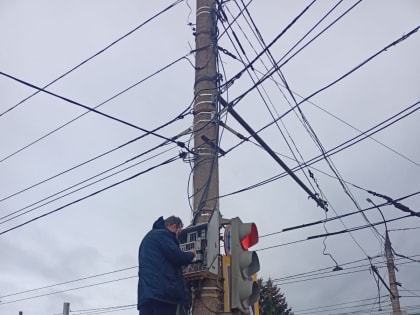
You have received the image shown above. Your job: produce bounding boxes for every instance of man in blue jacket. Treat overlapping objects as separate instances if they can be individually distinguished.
[137,216,196,315]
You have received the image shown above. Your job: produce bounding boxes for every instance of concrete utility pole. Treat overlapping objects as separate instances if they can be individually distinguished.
[385,232,402,315]
[191,0,220,314]
[63,302,70,315]
[192,0,219,221]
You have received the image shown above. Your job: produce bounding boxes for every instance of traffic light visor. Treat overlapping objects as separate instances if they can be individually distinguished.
[241,223,258,249]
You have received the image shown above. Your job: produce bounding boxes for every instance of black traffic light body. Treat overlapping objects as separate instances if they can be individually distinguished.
[229,217,260,313]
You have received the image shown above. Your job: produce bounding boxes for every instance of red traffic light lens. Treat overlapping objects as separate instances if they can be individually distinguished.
[241,223,258,249]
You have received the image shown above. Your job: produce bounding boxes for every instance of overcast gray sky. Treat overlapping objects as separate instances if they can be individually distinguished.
[1,1,419,314]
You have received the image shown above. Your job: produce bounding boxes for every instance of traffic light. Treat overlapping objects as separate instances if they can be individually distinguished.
[230,217,260,313]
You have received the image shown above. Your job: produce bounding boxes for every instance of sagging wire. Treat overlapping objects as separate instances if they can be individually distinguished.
[370,260,384,312]
[307,169,344,271]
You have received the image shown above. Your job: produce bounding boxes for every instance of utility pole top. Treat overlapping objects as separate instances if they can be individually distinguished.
[63,302,70,315]
[385,233,402,315]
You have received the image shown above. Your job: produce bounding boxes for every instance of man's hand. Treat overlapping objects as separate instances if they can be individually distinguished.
[189,248,197,256]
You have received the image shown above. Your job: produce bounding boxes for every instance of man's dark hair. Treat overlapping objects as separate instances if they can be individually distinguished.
[164,216,183,228]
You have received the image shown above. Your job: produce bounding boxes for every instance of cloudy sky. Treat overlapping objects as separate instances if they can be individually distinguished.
[0,1,419,314]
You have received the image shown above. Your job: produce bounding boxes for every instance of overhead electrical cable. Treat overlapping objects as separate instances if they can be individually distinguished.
[256,214,414,253]
[220,29,419,168]
[0,106,192,203]
[400,285,420,298]
[275,259,419,287]
[0,154,182,235]
[260,192,418,254]
[242,2,386,252]
[269,254,418,284]
[219,3,418,169]
[270,0,363,81]
[0,71,192,152]
[214,101,419,201]
[11,259,414,311]
[275,198,408,234]
[0,55,194,164]
[0,266,137,298]
[220,96,328,210]
[269,77,384,255]
[263,73,420,168]
[221,131,367,196]
[0,275,137,305]
[219,4,319,195]
[294,300,387,315]
[307,214,413,240]
[292,296,387,314]
[217,0,254,40]
[220,0,362,93]
[0,145,179,225]
[69,304,137,315]
[6,254,419,307]
[0,0,184,118]
[389,226,420,232]
[227,25,420,109]
[276,265,372,285]
[219,0,317,91]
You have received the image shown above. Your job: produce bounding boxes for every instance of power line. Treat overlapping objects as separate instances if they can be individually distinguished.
[0,106,192,204]
[216,100,419,201]
[0,145,178,225]
[280,200,399,233]
[274,191,419,235]
[220,96,328,210]
[293,296,387,314]
[253,68,420,168]
[0,55,193,164]
[0,276,137,305]
[307,215,413,240]
[0,71,191,151]
[70,305,137,315]
[0,154,182,235]
[219,2,322,197]
[220,0,318,92]
[220,0,414,181]
[275,259,419,287]
[295,300,386,315]
[227,0,382,258]
[273,257,373,281]
[256,214,414,252]
[0,0,184,118]
[0,267,137,298]
[5,255,418,308]
[389,226,420,232]
[217,0,254,40]
[228,25,420,111]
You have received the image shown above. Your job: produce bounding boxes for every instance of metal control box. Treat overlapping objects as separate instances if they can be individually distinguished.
[178,213,220,275]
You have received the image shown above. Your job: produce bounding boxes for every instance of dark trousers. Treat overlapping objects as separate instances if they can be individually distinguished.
[139,300,177,315]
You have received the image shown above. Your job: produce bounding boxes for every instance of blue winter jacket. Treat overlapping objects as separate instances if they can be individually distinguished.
[137,217,195,309]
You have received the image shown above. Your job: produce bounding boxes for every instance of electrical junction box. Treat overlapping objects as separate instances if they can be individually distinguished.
[178,213,220,275]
